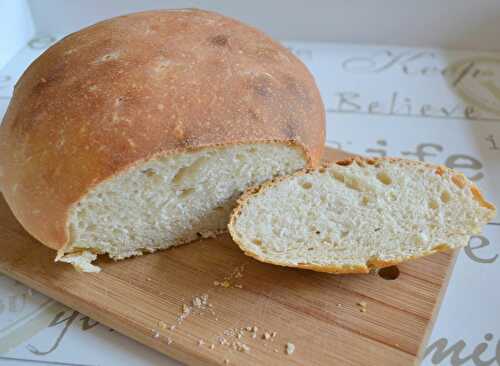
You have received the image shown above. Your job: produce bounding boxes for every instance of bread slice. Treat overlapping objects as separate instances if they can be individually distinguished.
[228,157,496,273]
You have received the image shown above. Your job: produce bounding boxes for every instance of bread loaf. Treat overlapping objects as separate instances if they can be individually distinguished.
[228,157,496,273]
[0,10,325,271]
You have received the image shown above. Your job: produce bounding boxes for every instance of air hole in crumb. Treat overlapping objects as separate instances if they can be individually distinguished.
[215,206,225,212]
[252,239,262,246]
[374,228,381,232]
[378,266,400,280]
[388,192,397,201]
[429,200,439,209]
[142,168,156,177]
[307,247,314,251]
[361,196,370,206]
[435,166,445,176]
[341,231,349,238]
[330,170,344,182]
[318,167,326,173]
[336,160,352,166]
[345,178,361,191]
[452,175,466,188]
[315,230,321,235]
[366,159,376,165]
[441,191,451,203]
[301,182,313,189]
[172,157,209,184]
[249,147,257,153]
[179,188,195,198]
[376,171,392,185]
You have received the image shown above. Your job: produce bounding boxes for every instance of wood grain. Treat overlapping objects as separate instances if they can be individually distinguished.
[0,148,455,366]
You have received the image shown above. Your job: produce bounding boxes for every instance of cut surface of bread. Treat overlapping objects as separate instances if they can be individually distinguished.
[229,157,496,273]
[60,143,306,271]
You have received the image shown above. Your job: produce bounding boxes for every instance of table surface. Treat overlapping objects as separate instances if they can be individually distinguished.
[0,38,499,366]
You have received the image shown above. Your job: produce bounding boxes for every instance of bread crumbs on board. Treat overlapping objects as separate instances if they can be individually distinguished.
[159,294,214,336]
[286,342,295,355]
[214,264,246,289]
[214,325,263,353]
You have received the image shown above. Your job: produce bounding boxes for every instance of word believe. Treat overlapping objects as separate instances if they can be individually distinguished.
[329,92,499,122]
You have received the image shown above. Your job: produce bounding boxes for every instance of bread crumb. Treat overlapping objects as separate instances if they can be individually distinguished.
[158,321,167,330]
[224,360,229,365]
[252,326,258,332]
[357,301,367,312]
[197,339,204,346]
[286,342,295,355]
[210,344,215,350]
[146,277,152,281]
[199,230,217,239]
[336,303,342,308]
[167,338,173,345]
[193,297,202,308]
[245,326,252,331]
[271,331,277,338]
[263,332,271,340]
[252,333,257,339]
[152,330,160,339]
[274,348,279,353]
[27,288,33,297]
[230,341,250,353]
[174,294,214,329]
[214,264,246,289]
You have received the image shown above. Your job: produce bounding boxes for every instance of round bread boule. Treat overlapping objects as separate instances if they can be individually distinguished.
[0,9,325,270]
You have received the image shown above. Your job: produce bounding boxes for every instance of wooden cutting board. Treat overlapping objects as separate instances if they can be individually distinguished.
[0,148,455,366]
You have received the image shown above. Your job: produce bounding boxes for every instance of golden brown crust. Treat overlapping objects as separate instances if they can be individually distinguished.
[228,156,496,274]
[0,9,325,250]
